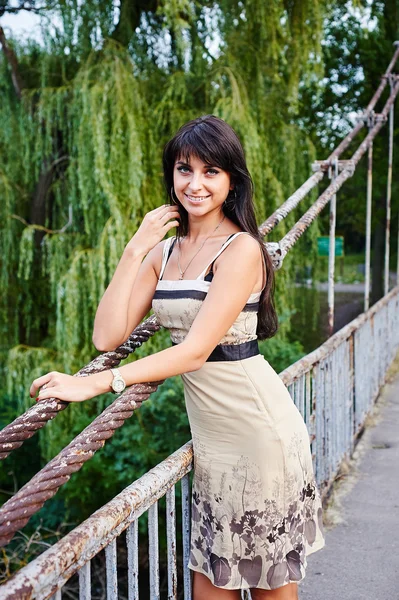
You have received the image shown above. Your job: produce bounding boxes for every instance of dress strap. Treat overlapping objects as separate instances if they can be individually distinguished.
[196,232,249,280]
[159,237,176,280]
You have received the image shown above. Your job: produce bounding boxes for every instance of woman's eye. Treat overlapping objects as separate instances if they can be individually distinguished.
[177,166,190,173]
[207,169,219,175]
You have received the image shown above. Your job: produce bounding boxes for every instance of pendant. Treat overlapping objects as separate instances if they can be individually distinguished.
[179,274,184,280]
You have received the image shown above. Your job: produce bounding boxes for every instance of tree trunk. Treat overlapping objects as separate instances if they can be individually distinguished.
[0,25,24,98]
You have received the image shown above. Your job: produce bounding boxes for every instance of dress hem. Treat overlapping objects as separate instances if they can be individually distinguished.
[188,564,304,591]
[187,538,325,591]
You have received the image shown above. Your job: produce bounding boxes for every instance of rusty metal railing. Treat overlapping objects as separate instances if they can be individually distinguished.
[1,41,399,600]
[2,50,398,468]
[2,286,399,599]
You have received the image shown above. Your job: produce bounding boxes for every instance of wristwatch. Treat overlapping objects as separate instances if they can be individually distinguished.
[110,368,126,394]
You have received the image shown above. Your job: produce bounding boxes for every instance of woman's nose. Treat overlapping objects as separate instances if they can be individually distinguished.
[188,172,203,192]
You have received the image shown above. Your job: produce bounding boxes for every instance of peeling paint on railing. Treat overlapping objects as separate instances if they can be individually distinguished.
[3,288,399,599]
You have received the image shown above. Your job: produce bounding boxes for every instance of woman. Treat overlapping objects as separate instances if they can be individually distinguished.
[31,115,325,599]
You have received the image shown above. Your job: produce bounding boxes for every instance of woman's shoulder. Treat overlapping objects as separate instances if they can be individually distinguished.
[151,236,176,254]
[213,231,262,270]
[225,231,261,253]
[146,236,175,266]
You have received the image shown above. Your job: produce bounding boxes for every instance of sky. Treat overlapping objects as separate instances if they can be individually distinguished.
[1,7,43,43]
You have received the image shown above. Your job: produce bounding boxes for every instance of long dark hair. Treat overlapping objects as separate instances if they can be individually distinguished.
[162,115,278,340]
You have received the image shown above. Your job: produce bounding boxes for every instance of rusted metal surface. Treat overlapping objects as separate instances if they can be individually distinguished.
[0,379,162,548]
[105,539,118,599]
[279,286,399,387]
[259,171,324,236]
[181,474,192,600]
[327,159,338,336]
[328,43,399,163]
[384,102,394,295]
[0,316,161,461]
[364,138,373,311]
[3,287,399,598]
[280,81,399,256]
[264,241,287,271]
[1,41,398,600]
[78,562,91,600]
[148,503,160,600]
[166,487,178,600]
[258,44,399,239]
[126,520,139,600]
[0,442,193,599]
[283,286,399,493]
[397,212,399,286]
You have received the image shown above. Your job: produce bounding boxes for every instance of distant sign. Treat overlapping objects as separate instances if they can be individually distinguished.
[317,236,344,257]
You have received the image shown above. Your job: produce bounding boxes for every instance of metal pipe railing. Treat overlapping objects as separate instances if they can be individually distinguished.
[3,287,399,599]
[0,316,161,461]
[384,82,395,295]
[279,79,399,254]
[0,43,398,569]
[260,43,399,237]
[1,45,398,466]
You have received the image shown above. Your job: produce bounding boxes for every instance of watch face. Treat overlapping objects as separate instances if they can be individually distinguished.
[113,379,125,393]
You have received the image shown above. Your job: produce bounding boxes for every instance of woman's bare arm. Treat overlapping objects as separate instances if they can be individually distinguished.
[92,244,161,351]
[94,235,262,389]
[31,235,264,401]
[92,204,179,351]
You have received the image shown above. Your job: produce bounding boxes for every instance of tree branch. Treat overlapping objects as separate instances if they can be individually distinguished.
[0,25,24,98]
[111,0,158,47]
[0,2,56,16]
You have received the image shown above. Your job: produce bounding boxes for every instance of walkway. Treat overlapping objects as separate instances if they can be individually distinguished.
[299,367,399,600]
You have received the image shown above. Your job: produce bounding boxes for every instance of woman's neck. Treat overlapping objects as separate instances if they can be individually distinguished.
[185,210,226,243]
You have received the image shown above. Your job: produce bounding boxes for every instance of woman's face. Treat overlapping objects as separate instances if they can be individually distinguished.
[173,154,232,216]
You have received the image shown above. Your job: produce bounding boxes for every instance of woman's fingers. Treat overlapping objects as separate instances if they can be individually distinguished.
[163,220,180,232]
[152,204,178,217]
[125,204,180,255]
[159,209,180,224]
[29,372,54,397]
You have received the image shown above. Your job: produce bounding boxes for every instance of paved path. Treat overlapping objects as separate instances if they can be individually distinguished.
[299,371,399,600]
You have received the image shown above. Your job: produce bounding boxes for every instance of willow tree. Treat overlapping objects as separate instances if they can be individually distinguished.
[0,1,326,520]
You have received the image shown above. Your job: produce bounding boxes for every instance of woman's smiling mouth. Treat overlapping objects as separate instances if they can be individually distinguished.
[184,193,211,204]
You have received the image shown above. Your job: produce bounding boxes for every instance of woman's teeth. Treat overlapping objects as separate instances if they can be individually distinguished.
[185,194,209,203]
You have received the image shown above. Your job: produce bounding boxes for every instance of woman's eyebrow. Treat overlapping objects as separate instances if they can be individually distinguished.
[175,160,220,168]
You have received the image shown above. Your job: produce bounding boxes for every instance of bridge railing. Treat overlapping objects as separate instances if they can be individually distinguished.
[3,285,399,599]
[1,43,399,599]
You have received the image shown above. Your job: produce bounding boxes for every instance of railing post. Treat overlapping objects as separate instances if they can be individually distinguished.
[79,562,91,600]
[181,473,192,600]
[384,78,395,295]
[126,520,139,600]
[166,487,178,600]
[365,119,374,311]
[328,157,338,336]
[148,502,160,600]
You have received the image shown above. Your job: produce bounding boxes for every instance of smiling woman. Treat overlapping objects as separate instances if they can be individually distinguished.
[31,115,325,599]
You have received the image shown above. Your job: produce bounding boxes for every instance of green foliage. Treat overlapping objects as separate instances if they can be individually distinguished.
[0,0,330,544]
[259,335,306,374]
[299,0,399,260]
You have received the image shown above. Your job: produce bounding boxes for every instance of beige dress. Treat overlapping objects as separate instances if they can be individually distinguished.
[152,232,325,591]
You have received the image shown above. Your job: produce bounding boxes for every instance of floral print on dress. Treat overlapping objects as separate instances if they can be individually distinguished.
[152,294,258,346]
[189,435,324,590]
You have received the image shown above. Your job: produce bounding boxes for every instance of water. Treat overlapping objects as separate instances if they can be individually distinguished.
[290,286,364,353]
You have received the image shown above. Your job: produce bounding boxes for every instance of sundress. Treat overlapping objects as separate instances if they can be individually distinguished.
[151,232,325,590]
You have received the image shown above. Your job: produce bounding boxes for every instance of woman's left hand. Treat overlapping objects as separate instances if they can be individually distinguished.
[30,371,109,403]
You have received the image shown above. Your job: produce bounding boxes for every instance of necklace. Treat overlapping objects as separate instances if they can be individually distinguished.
[177,215,226,280]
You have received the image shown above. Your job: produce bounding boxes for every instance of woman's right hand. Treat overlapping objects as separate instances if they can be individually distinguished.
[125,204,180,256]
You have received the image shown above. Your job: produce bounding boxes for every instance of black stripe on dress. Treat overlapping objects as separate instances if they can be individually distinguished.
[172,338,259,361]
[153,289,259,311]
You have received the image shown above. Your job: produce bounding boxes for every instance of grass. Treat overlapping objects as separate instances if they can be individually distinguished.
[315,253,366,284]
